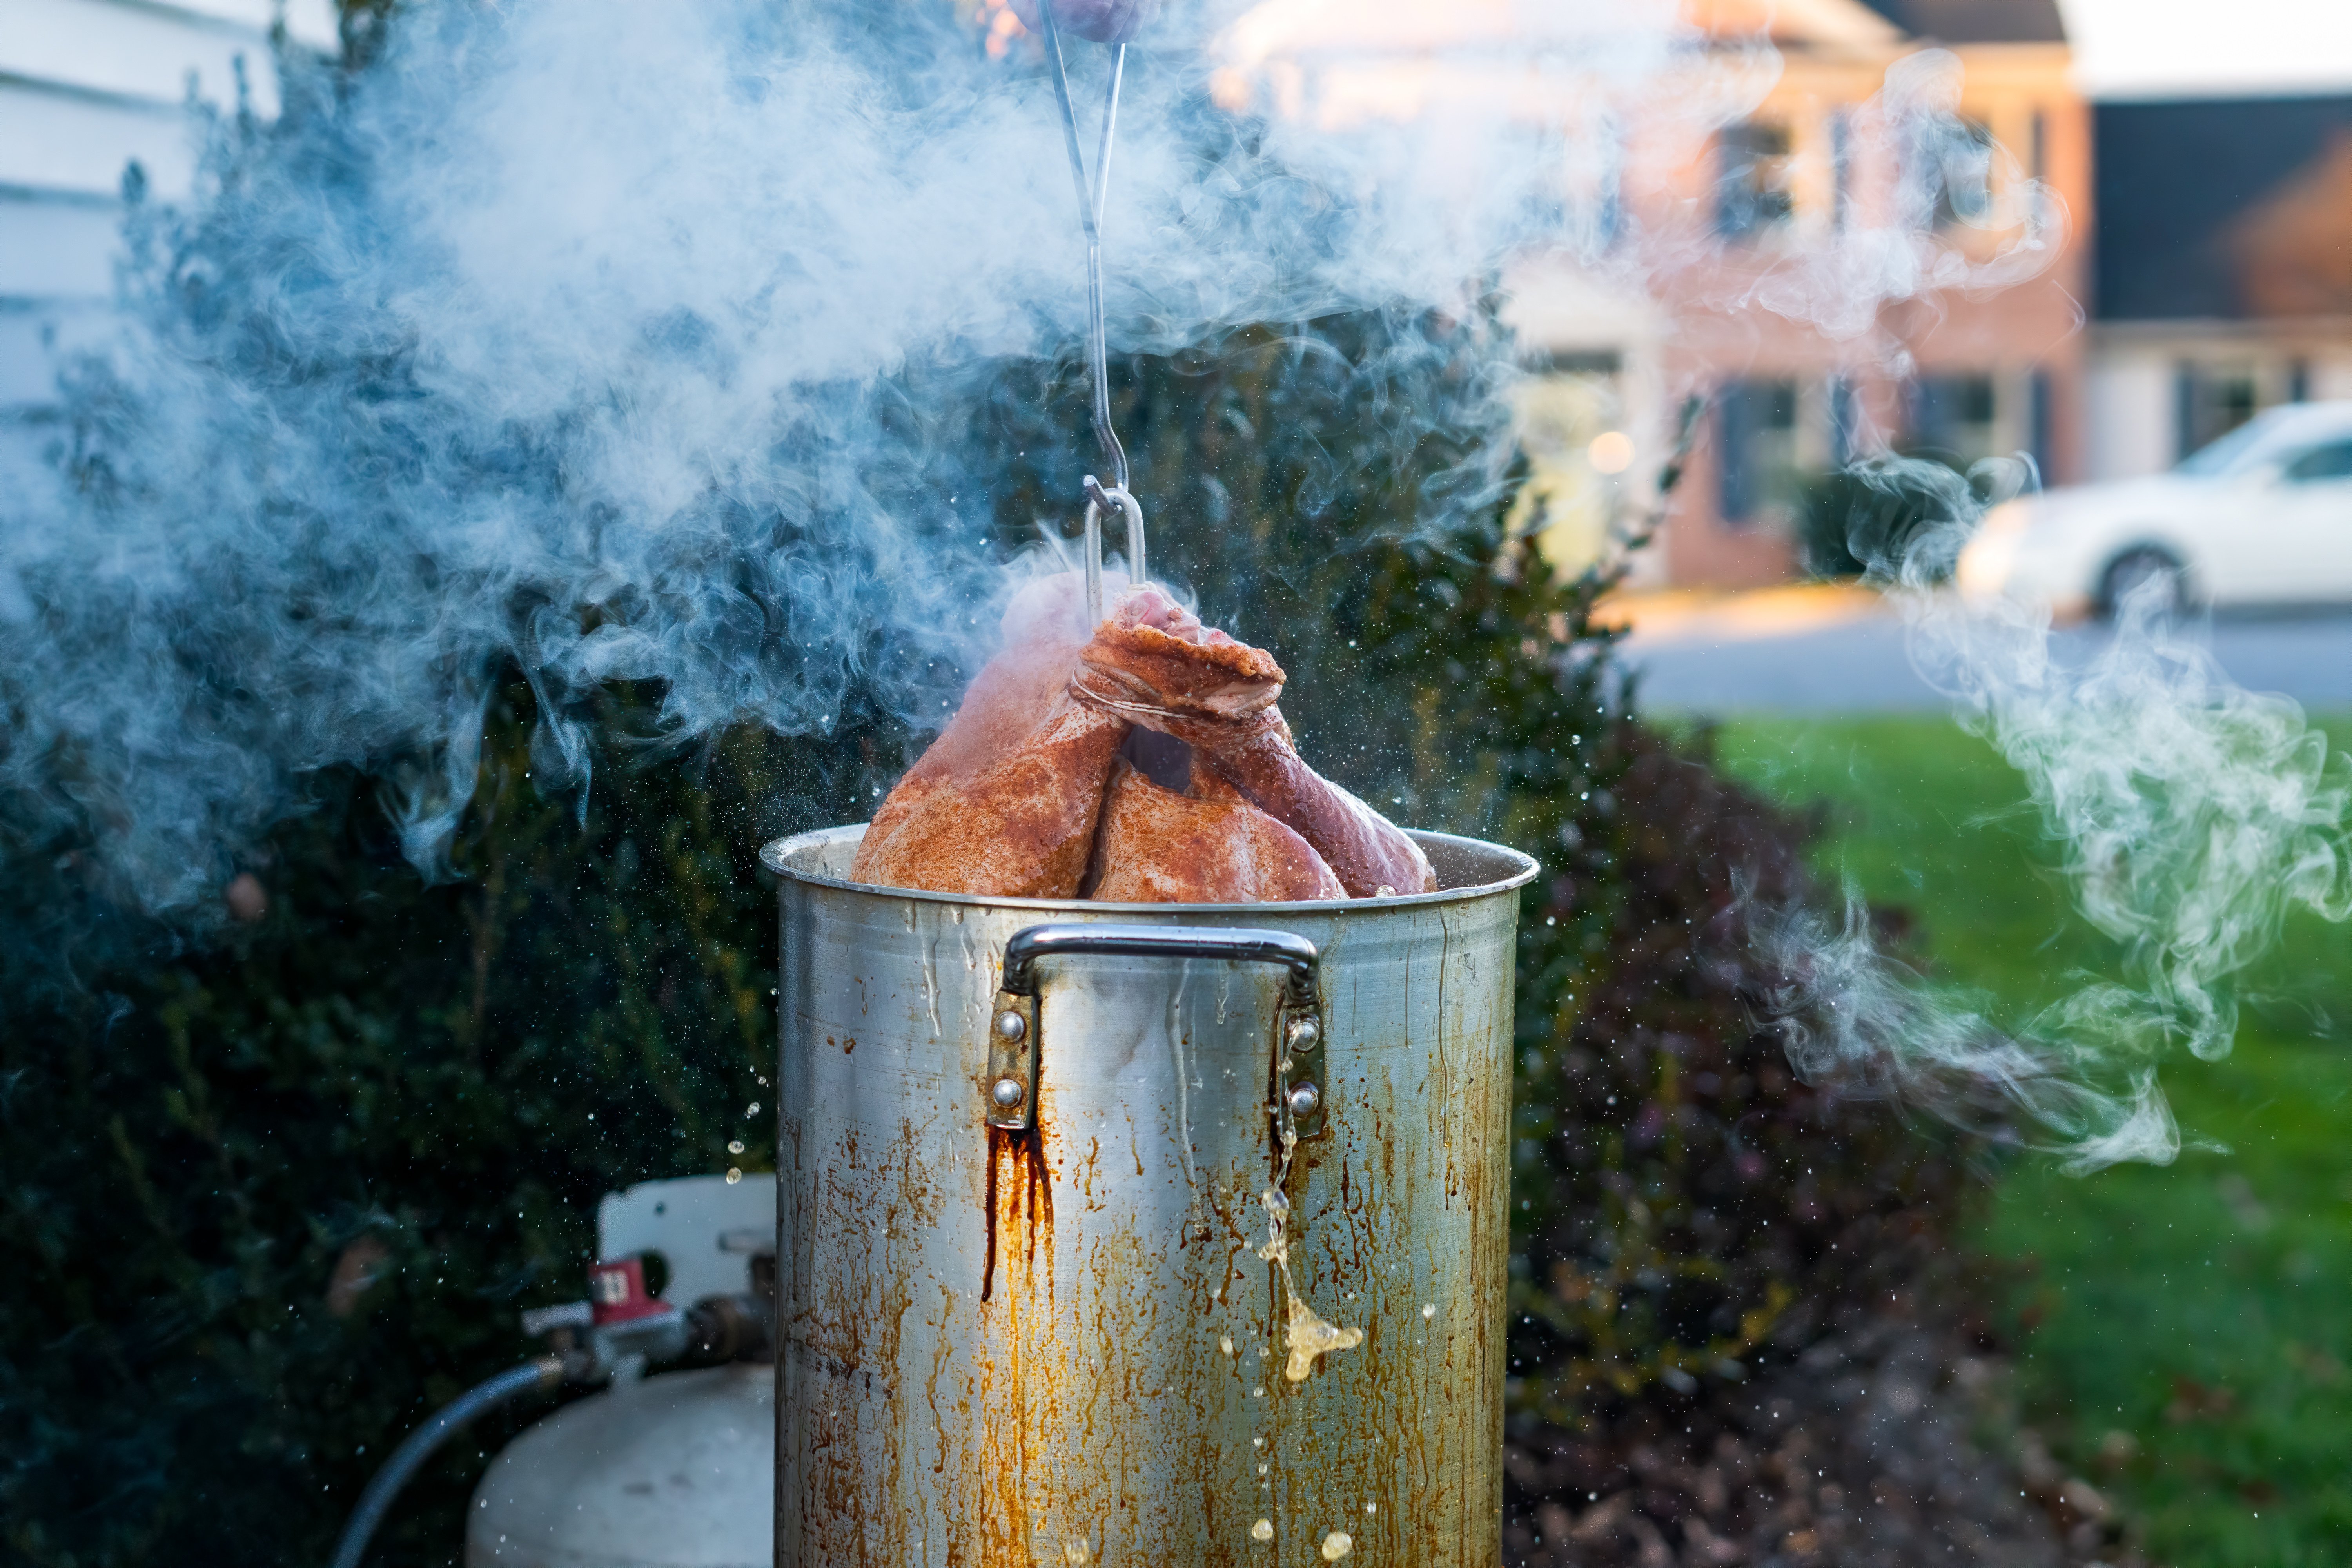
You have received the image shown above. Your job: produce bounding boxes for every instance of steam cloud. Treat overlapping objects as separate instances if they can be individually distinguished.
[0,0,1575,915]
[1,0,2342,1169]
[0,2,2059,917]
[1761,460,2352,1170]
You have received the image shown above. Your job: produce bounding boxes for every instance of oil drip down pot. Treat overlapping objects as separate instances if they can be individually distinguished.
[760,825,1537,1567]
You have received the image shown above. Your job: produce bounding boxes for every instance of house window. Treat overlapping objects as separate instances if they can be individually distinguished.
[2173,363,2260,461]
[1933,120,1996,229]
[1716,121,1794,241]
[1590,114,1626,252]
[1717,379,1800,527]
[1828,376,1859,469]
[1552,111,1626,256]
[1520,122,1568,234]
[2029,370,2055,486]
[1909,375,1998,468]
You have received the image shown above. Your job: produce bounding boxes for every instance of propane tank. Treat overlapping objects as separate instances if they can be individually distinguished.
[465,1175,776,1568]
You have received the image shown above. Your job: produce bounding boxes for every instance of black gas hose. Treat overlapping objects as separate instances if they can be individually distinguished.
[327,1356,564,1568]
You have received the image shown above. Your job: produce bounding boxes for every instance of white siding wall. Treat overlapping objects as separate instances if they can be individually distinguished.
[0,82,201,195]
[2085,332,2352,484]
[0,0,338,408]
[2311,356,2352,403]
[0,199,123,296]
[2084,347,2173,482]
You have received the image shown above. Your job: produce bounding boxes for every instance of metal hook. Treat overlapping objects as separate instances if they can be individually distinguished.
[1082,477,1145,626]
[1037,2,1143,602]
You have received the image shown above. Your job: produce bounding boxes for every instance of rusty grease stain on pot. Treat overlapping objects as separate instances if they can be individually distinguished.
[980,1120,1053,1303]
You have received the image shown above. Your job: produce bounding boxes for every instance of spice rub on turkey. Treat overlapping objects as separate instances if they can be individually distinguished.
[850,573,1434,903]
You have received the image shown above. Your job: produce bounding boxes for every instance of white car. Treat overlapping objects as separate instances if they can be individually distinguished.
[1957,401,2352,617]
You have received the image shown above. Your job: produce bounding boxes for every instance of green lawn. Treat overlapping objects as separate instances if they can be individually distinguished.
[1710,715,2352,1568]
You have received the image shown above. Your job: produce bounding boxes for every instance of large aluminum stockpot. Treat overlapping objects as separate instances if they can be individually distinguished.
[759,824,1537,1568]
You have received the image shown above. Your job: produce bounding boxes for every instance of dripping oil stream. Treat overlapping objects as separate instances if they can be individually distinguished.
[1261,1123,1362,1381]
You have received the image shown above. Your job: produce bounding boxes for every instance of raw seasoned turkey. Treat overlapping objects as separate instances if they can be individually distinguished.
[851,572,1431,903]
[1069,643,1434,898]
[848,573,1125,898]
[1087,760,1345,903]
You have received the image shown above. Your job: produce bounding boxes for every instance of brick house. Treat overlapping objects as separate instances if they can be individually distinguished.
[1213,0,2091,588]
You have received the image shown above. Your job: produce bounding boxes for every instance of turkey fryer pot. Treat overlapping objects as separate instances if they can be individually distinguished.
[760,824,1537,1566]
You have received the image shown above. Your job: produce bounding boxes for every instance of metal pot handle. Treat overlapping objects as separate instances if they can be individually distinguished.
[984,923,1325,1135]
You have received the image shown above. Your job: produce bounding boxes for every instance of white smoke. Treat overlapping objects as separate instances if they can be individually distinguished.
[0,0,1589,915]
[1760,458,2352,1170]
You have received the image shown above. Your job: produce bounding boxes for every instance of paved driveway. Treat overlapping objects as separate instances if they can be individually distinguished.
[1617,589,2352,714]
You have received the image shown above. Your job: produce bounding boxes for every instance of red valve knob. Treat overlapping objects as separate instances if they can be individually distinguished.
[587,1256,670,1325]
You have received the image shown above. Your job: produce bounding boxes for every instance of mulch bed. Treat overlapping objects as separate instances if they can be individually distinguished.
[1504,1316,2145,1567]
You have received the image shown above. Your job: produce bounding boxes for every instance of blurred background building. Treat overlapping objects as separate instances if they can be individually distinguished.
[1215,0,2352,589]
[2088,94,2352,479]
[1631,0,2087,588]
[1214,0,2089,587]
[0,0,339,409]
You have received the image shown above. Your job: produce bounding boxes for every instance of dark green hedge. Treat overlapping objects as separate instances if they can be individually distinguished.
[0,312,1970,1566]
[0,701,859,1568]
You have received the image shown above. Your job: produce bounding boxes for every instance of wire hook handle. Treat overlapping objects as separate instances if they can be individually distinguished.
[1082,477,1144,626]
[1036,0,1140,608]
[1037,5,1127,493]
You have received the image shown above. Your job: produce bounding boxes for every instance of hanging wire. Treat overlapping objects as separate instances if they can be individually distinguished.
[1036,5,1130,495]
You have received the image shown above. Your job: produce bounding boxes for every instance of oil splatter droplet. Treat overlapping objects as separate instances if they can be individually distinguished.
[1421,1302,1436,1319]
[725,1168,742,1184]
[1063,1541,1089,1564]
[1282,1304,1363,1381]
[1257,1145,1363,1381]
[1250,1520,1274,1543]
[1220,1335,1235,1356]
[1321,1530,1354,1560]
[727,1139,746,1155]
